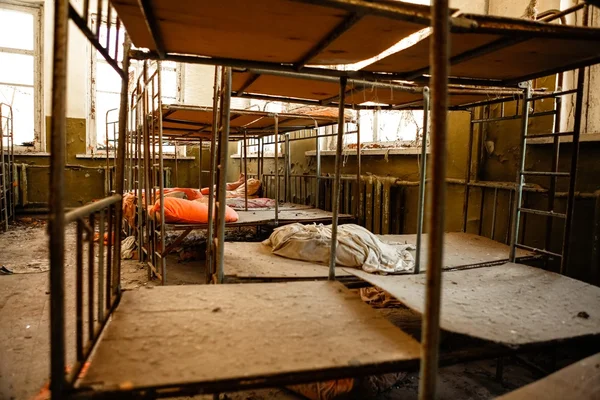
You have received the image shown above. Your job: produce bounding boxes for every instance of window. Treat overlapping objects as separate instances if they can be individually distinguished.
[0,3,43,150]
[236,99,285,156]
[346,109,425,149]
[88,17,182,153]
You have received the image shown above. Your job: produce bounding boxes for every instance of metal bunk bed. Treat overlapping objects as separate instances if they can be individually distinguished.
[128,67,355,283]
[48,1,600,399]
[0,103,15,232]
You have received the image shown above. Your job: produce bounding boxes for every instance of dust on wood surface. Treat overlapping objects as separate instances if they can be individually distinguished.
[224,232,534,279]
[348,263,600,346]
[80,281,421,391]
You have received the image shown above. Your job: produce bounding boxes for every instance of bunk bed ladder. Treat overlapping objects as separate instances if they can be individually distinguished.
[509,73,585,275]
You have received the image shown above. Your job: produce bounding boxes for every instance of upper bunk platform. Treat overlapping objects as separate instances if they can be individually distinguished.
[349,263,600,346]
[231,70,529,110]
[160,105,350,140]
[119,1,600,87]
[223,232,536,282]
[364,13,600,85]
[112,0,431,65]
[77,281,421,395]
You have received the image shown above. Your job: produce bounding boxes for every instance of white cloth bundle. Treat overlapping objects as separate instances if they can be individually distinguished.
[263,223,415,274]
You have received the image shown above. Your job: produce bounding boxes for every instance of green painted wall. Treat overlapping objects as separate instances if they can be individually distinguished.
[14,117,204,208]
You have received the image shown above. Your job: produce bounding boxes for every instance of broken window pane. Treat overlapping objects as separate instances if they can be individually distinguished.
[0,85,35,146]
[0,8,34,51]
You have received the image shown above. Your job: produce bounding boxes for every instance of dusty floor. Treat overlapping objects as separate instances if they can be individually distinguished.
[0,220,587,400]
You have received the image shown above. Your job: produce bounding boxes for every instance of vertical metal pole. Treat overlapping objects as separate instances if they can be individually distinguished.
[243,130,248,211]
[174,143,179,187]
[415,87,430,274]
[216,67,232,284]
[157,63,166,284]
[329,77,347,281]
[356,113,361,219]
[274,117,280,224]
[419,0,449,397]
[315,128,321,208]
[199,139,203,190]
[561,67,586,275]
[285,134,290,203]
[206,66,221,281]
[113,37,130,291]
[509,84,531,262]
[98,210,105,321]
[1,108,7,231]
[49,0,68,395]
[491,188,498,240]
[462,109,475,232]
[545,91,561,256]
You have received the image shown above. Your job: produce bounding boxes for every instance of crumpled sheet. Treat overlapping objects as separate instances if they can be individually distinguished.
[121,236,136,260]
[263,223,415,274]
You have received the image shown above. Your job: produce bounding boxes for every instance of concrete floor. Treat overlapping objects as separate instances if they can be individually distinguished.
[0,220,578,400]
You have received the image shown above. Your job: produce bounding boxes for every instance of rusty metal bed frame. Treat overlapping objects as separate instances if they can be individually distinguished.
[0,103,15,232]
[127,68,357,284]
[48,0,600,398]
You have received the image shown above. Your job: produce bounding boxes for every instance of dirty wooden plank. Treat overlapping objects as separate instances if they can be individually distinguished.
[496,352,600,400]
[224,242,352,279]
[348,263,600,346]
[79,281,421,393]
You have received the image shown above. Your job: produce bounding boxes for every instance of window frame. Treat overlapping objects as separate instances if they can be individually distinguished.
[87,16,185,155]
[0,1,44,152]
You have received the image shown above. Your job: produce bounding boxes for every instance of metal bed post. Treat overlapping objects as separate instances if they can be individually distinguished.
[329,76,347,281]
[356,112,361,221]
[243,130,248,211]
[199,139,203,190]
[216,67,232,284]
[49,0,68,395]
[274,116,280,225]
[113,36,131,291]
[174,143,179,187]
[0,106,6,232]
[561,66,586,274]
[285,133,290,202]
[419,0,449,397]
[157,63,167,283]
[206,66,221,281]
[462,109,475,232]
[142,63,153,271]
[545,75,564,257]
[315,128,321,209]
[509,83,531,262]
[415,86,430,274]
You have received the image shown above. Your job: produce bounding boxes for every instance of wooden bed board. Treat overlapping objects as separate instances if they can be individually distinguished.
[348,263,600,346]
[111,0,427,64]
[497,352,600,400]
[223,232,534,280]
[165,208,354,231]
[378,232,535,272]
[78,281,421,393]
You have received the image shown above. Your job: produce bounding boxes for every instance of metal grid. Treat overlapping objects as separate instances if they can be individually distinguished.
[49,0,130,397]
